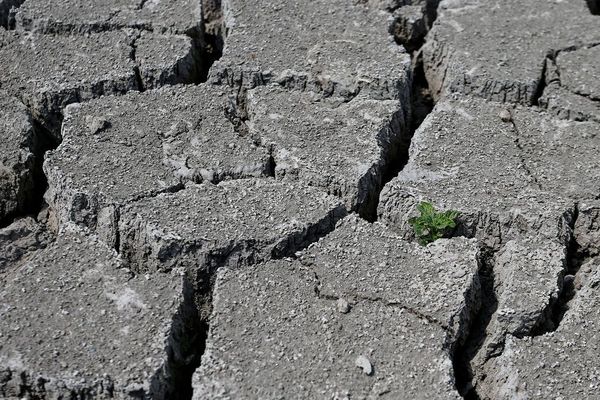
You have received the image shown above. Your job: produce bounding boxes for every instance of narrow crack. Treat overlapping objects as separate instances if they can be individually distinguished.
[361,104,414,222]
[136,0,150,10]
[531,51,549,106]
[149,274,205,400]
[311,270,452,332]
[367,6,438,222]
[198,0,225,82]
[0,107,60,229]
[508,112,542,191]
[554,41,600,56]
[571,90,600,103]
[452,245,497,400]
[129,33,146,92]
[125,181,186,205]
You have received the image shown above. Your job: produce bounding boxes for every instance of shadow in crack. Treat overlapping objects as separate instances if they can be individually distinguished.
[452,247,498,400]
[586,0,600,15]
[150,275,207,400]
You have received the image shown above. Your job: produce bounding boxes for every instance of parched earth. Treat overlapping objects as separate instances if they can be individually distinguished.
[0,0,599,399]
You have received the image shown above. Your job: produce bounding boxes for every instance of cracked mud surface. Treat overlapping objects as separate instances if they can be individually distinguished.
[0,0,599,399]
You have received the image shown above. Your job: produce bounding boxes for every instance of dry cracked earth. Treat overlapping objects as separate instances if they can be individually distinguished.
[0,0,599,399]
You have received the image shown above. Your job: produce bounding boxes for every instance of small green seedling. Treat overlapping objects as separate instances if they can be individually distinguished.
[408,202,459,246]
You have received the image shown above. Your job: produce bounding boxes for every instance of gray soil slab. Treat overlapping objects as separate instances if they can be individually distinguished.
[539,45,600,122]
[574,200,600,257]
[135,30,200,89]
[45,85,271,239]
[0,226,184,398]
[491,238,566,338]
[118,179,346,277]
[423,0,600,105]
[378,95,577,248]
[13,0,202,34]
[209,0,411,101]
[0,29,197,134]
[511,109,600,203]
[0,93,38,224]
[479,262,600,399]
[193,258,461,400]
[539,81,600,123]
[300,214,480,342]
[556,45,600,101]
[0,216,52,273]
[246,86,408,216]
[468,237,568,382]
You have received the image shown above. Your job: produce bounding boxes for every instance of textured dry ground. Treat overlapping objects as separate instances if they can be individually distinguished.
[0,0,599,399]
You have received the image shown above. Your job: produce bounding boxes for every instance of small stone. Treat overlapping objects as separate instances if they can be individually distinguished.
[86,116,110,134]
[336,298,351,314]
[499,109,512,122]
[355,355,373,376]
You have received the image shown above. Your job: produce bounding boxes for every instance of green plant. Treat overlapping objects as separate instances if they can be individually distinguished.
[408,202,459,245]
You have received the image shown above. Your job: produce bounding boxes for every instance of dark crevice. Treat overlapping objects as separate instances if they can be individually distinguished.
[28,120,60,215]
[270,205,348,260]
[410,53,436,132]
[365,51,435,222]
[129,34,147,92]
[452,246,498,400]
[112,207,121,253]
[150,275,206,400]
[0,0,25,29]
[198,0,225,82]
[0,115,60,229]
[353,104,413,222]
[554,41,600,56]
[137,0,150,10]
[360,105,413,222]
[586,0,600,15]
[363,1,439,223]
[224,89,249,135]
[125,182,186,204]
[531,52,549,106]
[265,152,276,178]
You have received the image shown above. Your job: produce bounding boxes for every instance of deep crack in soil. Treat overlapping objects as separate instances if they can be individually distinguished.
[452,246,497,400]
[367,6,436,222]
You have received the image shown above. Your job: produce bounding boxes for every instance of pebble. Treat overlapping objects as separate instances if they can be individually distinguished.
[499,109,512,122]
[355,355,373,376]
[336,298,351,314]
